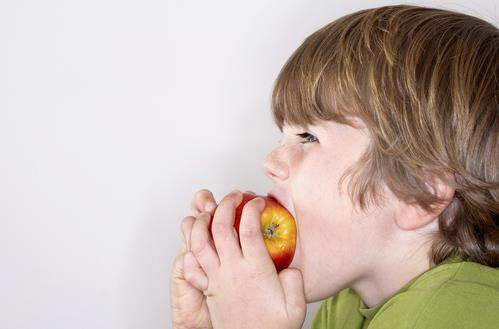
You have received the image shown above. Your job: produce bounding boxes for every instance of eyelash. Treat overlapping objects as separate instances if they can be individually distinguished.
[297,132,318,144]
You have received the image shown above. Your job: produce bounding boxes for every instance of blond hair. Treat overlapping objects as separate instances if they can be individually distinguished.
[271,5,499,266]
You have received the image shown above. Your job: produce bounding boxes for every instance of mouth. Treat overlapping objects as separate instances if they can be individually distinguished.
[267,191,297,220]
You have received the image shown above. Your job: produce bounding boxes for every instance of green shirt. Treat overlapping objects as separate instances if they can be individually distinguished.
[311,257,499,329]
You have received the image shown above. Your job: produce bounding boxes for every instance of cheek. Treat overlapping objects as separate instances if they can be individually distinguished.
[292,174,350,257]
[294,194,355,255]
[290,158,367,264]
[287,145,369,253]
[292,155,348,215]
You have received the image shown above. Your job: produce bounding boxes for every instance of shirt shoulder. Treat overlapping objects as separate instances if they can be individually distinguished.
[368,261,499,329]
[311,288,365,329]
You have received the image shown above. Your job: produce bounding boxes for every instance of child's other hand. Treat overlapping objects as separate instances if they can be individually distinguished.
[170,189,217,329]
[188,190,306,329]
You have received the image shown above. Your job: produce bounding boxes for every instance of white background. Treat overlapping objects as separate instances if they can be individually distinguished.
[1,1,497,328]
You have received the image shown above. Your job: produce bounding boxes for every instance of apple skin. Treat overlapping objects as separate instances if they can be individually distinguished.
[209,193,297,272]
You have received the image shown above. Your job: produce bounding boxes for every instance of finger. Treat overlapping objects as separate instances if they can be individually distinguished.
[244,190,256,195]
[211,190,244,263]
[279,268,307,324]
[191,189,217,216]
[190,212,220,276]
[238,197,273,266]
[183,251,209,291]
[181,216,195,252]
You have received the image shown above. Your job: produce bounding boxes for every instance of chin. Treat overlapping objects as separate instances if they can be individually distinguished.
[289,255,341,303]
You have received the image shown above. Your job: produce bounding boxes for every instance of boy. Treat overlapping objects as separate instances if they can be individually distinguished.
[170,4,499,329]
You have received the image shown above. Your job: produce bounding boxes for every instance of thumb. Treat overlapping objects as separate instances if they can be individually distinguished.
[279,268,307,327]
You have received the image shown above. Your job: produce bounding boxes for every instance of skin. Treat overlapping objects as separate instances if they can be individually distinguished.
[170,190,216,329]
[264,120,452,306]
[170,119,454,328]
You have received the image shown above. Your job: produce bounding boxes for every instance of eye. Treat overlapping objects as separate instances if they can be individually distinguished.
[297,132,318,144]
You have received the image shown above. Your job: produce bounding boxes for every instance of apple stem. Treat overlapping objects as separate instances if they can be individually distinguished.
[263,223,279,240]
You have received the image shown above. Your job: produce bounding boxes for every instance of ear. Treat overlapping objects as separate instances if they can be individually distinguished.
[394,172,455,231]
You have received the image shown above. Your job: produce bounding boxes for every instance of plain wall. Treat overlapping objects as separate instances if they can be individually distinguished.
[1,1,497,328]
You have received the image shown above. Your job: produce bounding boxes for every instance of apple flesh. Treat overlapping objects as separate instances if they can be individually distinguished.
[210,193,296,272]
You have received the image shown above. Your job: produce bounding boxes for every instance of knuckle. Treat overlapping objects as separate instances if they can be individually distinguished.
[190,221,210,255]
[172,252,184,268]
[210,221,229,236]
[182,258,197,281]
[180,216,195,231]
[183,269,193,282]
[198,211,211,219]
[190,239,207,256]
[197,212,212,225]
[247,262,271,279]
[238,226,259,240]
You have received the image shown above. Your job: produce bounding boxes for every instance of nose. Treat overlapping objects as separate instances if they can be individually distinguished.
[262,147,289,181]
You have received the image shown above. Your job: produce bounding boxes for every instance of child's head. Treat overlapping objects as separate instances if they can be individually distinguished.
[269,3,498,279]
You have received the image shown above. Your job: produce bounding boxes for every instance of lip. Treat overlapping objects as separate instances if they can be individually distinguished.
[267,191,296,220]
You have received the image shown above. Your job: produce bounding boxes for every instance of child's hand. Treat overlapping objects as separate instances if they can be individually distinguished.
[187,190,306,329]
[170,190,217,329]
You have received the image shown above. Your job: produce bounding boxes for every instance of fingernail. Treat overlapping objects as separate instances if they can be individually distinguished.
[255,197,266,209]
[229,190,243,203]
[206,202,216,212]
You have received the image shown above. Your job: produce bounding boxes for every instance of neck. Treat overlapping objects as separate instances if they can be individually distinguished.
[352,224,437,308]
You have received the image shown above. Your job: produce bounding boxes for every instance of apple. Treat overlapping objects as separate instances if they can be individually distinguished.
[210,193,297,272]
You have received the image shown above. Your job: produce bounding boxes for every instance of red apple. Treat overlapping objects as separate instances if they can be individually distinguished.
[210,193,296,272]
